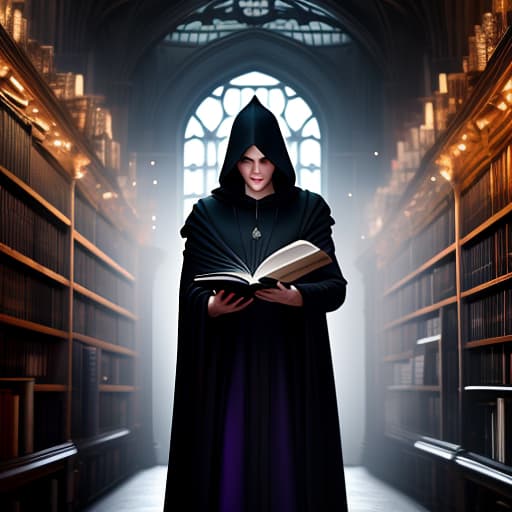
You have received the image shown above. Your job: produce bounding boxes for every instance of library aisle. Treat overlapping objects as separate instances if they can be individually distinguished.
[84,465,429,511]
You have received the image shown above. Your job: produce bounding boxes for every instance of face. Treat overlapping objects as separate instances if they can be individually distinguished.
[237,145,276,199]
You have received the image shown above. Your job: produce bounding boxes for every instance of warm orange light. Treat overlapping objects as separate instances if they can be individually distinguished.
[440,169,452,182]
[8,76,24,93]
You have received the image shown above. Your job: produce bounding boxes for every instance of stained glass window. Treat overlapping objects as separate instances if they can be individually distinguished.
[166,0,350,47]
[183,71,321,219]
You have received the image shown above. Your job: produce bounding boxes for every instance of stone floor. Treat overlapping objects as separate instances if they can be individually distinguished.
[84,465,430,511]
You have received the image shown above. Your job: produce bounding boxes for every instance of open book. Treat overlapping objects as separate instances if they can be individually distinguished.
[194,239,332,293]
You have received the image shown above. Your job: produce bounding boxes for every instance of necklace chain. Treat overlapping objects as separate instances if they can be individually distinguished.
[252,201,261,240]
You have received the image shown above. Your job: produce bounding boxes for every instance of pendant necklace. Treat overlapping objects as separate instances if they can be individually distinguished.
[252,201,262,240]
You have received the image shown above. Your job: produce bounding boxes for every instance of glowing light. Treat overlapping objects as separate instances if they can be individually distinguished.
[497,101,508,111]
[430,176,437,182]
[151,215,156,221]
[153,179,158,185]
[152,225,157,230]
[150,160,156,166]
[457,143,467,151]
[475,118,489,130]
[440,169,452,181]
[373,151,379,156]
[53,140,63,147]
[132,181,137,187]
[347,192,353,197]
[75,170,86,179]
[9,76,24,92]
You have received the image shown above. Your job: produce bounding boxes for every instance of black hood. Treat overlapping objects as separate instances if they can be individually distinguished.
[217,95,296,194]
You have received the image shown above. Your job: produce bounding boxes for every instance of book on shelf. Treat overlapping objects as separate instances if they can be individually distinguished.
[194,240,332,294]
[0,377,34,458]
[466,289,511,341]
[82,345,99,438]
[495,397,506,463]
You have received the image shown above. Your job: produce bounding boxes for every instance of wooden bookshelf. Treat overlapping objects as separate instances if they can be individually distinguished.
[0,24,142,511]
[361,25,512,512]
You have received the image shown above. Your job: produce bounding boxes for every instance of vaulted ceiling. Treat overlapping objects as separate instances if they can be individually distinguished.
[33,0,491,87]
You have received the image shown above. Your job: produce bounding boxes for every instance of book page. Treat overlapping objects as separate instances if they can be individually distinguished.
[253,240,331,282]
[194,270,256,285]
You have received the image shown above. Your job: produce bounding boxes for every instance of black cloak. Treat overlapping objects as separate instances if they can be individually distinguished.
[164,96,348,512]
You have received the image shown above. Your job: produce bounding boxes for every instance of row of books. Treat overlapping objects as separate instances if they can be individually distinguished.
[0,327,67,381]
[0,258,68,330]
[1,107,71,220]
[461,146,512,236]
[465,289,512,341]
[0,378,34,461]
[75,193,136,274]
[384,315,441,355]
[74,244,135,311]
[0,178,70,276]
[462,220,511,290]
[101,352,134,386]
[389,347,439,386]
[30,145,71,216]
[73,296,135,348]
[385,392,440,439]
[0,103,31,183]
[384,205,455,288]
[466,345,506,385]
[385,259,456,322]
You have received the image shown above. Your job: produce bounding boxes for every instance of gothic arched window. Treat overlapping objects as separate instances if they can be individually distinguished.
[183,71,321,219]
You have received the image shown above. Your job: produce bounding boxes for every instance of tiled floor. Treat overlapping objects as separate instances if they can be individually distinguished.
[84,465,429,511]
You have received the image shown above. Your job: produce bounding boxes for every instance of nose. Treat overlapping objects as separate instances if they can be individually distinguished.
[253,161,262,174]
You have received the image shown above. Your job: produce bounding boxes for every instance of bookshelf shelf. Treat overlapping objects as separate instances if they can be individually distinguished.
[72,332,137,356]
[384,243,456,297]
[388,385,441,392]
[73,231,135,282]
[465,386,512,392]
[0,314,68,339]
[461,272,512,299]
[0,443,77,488]
[34,384,67,392]
[460,202,512,246]
[99,385,137,393]
[0,242,70,287]
[384,296,457,330]
[465,335,512,349]
[73,283,137,319]
[0,165,71,227]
